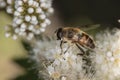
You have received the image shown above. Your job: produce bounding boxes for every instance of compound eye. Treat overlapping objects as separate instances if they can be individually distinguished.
[57,32,62,40]
[56,28,62,40]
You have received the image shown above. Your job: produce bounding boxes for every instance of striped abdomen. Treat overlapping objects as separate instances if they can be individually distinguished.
[78,33,95,49]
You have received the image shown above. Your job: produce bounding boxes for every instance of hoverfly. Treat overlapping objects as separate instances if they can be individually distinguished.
[55,27,95,54]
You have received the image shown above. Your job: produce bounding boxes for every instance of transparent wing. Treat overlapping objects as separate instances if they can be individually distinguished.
[78,24,100,31]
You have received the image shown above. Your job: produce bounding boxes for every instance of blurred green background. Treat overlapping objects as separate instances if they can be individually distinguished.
[0,11,27,80]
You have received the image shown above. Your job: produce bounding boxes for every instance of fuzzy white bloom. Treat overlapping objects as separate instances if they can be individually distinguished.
[2,0,54,40]
[32,39,95,80]
[31,28,120,80]
[6,6,14,14]
[118,19,120,23]
[93,29,120,80]
[27,7,34,14]
[0,0,6,8]
[25,15,31,22]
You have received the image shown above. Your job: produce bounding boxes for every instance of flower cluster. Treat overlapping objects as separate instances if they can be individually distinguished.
[93,29,120,80]
[32,39,95,80]
[31,28,120,80]
[1,0,53,40]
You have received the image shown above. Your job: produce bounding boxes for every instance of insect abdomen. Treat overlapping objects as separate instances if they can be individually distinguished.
[78,33,95,49]
[86,38,95,49]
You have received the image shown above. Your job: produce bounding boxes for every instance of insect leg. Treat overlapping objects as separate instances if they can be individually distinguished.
[60,40,63,54]
[64,45,71,54]
[76,43,85,55]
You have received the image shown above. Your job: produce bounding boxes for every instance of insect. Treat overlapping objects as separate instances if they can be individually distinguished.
[55,27,95,54]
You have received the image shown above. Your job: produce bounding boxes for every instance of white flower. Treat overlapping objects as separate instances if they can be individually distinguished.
[16,0,23,6]
[7,0,13,5]
[28,7,34,14]
[36,7,42,13]
[32,39,95,80]
[30,28,120,80]
[93,29,120,80]
[17,7,23,12]
[39,14,46,20]
[6,6,14,14]
[12,34,17,40]
[5,32,11,37]
[0,0,6,8]
[3,0,54,40]
[15,18,23,25]
[20,23,27,29]
[25,15,31,22]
